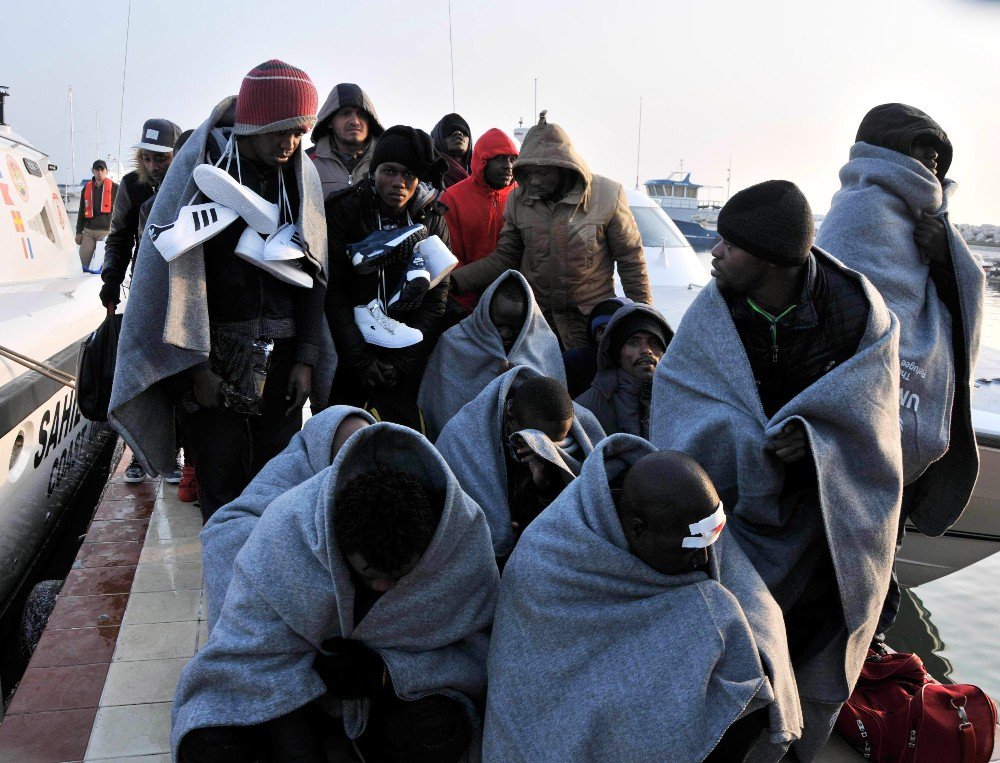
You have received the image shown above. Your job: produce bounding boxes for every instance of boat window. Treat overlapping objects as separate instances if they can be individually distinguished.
[686,187,698,199]
[27,207,57,244]
[630,206,687,248]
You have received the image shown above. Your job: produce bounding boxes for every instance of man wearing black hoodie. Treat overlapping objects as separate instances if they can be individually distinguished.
[431,113,472,188]
[307,83,384,199]
[575,303,672,439]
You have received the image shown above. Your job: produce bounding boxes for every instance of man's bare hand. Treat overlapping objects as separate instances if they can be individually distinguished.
[75,233,83,246]
[914,213,949,265]
[771,420,808,464]
[516,445,555,489]
[285,363,312,415]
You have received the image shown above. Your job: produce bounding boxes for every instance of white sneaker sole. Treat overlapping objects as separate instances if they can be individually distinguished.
[193,164,280,235]
[415,235,459,287]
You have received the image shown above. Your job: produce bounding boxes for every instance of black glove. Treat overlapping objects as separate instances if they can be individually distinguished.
[99,280,121,307]
[313,637,385,699]
[355,357,387,390]
[178,726,260,763]
[100,267,124,308]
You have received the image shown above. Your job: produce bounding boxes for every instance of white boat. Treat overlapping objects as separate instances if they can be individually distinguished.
[0,89,112,616]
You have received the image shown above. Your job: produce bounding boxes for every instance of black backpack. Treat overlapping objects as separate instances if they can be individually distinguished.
[77,311,123,422]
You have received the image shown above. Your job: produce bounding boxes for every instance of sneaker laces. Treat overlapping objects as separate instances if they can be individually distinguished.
[369,301,401,334]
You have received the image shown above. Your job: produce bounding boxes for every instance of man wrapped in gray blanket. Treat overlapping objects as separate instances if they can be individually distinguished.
[485,438,802,762]
[418,270,565,440]
[172,422,499,762]
[816,103,986,635]
[436,366,605,564]
[652,180,903,760]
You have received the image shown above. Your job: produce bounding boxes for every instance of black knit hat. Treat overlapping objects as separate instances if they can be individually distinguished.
[716,180,814,267]
[371,125,448,187]
[608,311,672,362]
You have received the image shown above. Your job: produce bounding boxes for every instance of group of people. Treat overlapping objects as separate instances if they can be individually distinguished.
[93,58,984,762]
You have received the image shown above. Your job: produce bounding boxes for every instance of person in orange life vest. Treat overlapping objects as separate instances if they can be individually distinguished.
[440,129,519,319]
[76,159,119,269]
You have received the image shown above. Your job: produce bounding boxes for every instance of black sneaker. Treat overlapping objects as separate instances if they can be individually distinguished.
[387,250,431,316]
[123,458,146,484]
[348,224,427,275]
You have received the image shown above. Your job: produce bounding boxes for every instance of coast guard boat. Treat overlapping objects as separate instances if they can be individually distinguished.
[0,88,112,621]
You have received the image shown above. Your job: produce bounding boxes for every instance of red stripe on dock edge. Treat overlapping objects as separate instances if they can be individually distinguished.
[0,449,154,763]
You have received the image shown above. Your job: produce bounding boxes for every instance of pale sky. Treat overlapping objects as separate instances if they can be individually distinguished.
[6,0,1000,223]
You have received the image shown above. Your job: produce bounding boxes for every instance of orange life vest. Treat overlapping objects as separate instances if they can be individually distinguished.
[84,178,113,218]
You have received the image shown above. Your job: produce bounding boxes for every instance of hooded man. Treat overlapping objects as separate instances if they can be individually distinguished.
[324,125,450,431]
[76,159,119,268]
[485,438,802,762]
[436,367,605,564]
[439,128,519,316]
[418,270,565,439]
[815,104,986,636]
[651,180,903,759]
[561,296,630,397]
[576,302,672,439]
[101,118,183,307]
[431,113,473,188]
[172,422,499,763]
[108,60,334,522]
[307,83,384,199]
[450,113,651,349]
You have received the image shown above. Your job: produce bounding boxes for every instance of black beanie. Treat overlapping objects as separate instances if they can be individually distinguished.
[609,311,672,361]
[716,180,814,267]
[371,125,447,187]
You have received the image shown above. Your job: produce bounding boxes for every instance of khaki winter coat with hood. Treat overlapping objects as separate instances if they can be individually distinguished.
[450,119,651,348]
[306,84,384,199]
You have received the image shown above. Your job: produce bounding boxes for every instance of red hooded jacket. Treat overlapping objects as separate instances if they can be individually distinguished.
[440,128,519,313]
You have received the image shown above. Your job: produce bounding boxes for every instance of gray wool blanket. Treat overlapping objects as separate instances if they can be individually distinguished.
[108,96,335,476]
[816,142,985,534]
[171,422,499,755]
[200,405,375,628]
[484,434,802,763]
[436,366,606,557]
[418,270,565,440]
[650,256,902,759]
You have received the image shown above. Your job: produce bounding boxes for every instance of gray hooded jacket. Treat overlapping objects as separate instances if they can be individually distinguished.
[307,84,384,199]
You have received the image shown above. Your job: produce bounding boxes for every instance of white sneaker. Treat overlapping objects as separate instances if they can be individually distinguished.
[148,202,239,262]
[354,300,423,348]
[234,227,313,288]
[263,223,305,261]
[193,164,280,235]
[415,235,459,287]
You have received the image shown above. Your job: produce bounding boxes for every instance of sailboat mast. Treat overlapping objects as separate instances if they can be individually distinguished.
[116,0,132,166]
[635,96,643,190]
[447,0,456,112]
[69,86,76,197]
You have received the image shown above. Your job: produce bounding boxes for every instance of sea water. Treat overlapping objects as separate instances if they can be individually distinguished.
[886,245,1000,698]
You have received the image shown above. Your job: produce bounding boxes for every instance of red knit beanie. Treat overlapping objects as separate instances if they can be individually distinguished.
[233,60,318,136]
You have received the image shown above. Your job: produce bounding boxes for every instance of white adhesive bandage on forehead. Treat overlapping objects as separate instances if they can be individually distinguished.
[681,502,726,549]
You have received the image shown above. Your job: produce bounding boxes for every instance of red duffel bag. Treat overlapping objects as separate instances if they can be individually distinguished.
[836,648,998,762]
